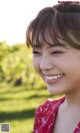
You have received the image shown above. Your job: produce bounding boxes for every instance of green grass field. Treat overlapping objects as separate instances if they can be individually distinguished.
[0,83,61,133]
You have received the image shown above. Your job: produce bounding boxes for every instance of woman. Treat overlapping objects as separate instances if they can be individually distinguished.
[26,3,80,133]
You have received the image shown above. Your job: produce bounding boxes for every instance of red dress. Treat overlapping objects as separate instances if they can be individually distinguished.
[33,97,80,133]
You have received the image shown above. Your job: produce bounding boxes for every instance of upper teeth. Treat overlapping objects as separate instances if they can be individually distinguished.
[45,74,63,80]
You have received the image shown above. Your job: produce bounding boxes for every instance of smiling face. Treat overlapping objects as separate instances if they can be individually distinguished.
[32,33,80,95]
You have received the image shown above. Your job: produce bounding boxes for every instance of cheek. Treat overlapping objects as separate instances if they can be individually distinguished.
[33,57,40,73]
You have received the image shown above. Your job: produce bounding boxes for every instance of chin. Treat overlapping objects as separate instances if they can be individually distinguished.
[47,87,65,96]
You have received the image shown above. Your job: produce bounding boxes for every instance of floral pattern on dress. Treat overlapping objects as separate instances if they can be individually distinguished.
[32,97,80,133]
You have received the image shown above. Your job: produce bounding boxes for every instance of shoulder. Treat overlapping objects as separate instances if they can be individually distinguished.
[36,97,64,112]
[33,97,65,133]
[35,96,65,115]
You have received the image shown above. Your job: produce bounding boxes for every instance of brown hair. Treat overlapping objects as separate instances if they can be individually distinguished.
[26,3,80,49]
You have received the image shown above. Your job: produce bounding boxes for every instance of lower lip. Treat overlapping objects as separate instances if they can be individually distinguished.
[45,75,64,85]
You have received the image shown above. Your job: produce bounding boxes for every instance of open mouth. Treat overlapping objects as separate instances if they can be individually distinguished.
[44,74,64,84]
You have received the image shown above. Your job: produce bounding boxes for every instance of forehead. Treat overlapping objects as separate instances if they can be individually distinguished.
[32,30,70,49]
[33,30,53,44]
[32,28,80,50]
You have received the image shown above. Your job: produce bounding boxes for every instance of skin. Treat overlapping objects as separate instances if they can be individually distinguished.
[32,33,80,133]
[32,33,80,96]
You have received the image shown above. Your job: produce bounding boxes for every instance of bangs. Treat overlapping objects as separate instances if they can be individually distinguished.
[26,5,80,49]
[26,8,66,47]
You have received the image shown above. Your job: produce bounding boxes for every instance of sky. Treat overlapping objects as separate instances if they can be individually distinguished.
[0,0,79,45]
[0,0,58,45]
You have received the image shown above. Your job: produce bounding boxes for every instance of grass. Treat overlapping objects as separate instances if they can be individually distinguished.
[0,83,61,133]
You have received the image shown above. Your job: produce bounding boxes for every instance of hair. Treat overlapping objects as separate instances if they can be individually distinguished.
[26,3,80,49]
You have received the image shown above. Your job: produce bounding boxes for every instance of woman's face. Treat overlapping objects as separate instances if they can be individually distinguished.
[32,34,80,95]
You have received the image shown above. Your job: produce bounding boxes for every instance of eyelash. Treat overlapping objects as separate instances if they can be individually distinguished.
[33,51,40,54]
[33,51,64,55]
[51,51,64,54]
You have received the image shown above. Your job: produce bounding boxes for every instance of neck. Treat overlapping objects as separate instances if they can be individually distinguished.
[64,90,80,109]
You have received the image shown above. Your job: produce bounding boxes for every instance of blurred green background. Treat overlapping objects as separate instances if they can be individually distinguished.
[0,42,60,133]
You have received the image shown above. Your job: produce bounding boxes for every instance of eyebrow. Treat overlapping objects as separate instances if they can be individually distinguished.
[48,43,65,47]
[32,43,65,49]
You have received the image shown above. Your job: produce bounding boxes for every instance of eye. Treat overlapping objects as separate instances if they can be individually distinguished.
[51,50,64,54]
[33,51,41,55]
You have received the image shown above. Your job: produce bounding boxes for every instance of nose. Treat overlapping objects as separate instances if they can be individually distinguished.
[40,56,54,71]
